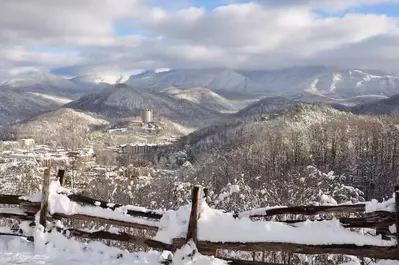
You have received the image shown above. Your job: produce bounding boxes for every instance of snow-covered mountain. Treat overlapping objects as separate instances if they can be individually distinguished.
[163,87,237,113]
[66,84,222,127]
[9,107,109,141]
[127,68,262,93]
[0,90,62,127]
[127,66,399,99]
[0,69,97,127]
[232,92,389,119]
[0,69,82,92]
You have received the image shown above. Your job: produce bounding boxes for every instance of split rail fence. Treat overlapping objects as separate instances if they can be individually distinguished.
[0,169,398,265]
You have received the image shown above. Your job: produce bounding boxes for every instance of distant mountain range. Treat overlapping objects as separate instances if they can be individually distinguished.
[1,66,399,128]
[126,66,399,99]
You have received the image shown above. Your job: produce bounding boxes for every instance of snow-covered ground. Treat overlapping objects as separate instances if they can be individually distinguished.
[0,235,162,265]
[0,236,225,265]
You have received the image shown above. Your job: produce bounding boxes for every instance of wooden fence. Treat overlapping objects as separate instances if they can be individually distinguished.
[0,169,398,265]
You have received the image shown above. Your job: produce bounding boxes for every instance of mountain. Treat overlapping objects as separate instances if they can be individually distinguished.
[0,69,95,127]
[65,84,222,127]
[232,92,388,118]
[127,68,262,93]
[182,104,347,156]
[127,66,399,99]
[0,69,94,99]
[350,93,399,115]
[232,97,296,118]
[163,87,237,113]
[0,90,62,126]
[7,108,109,142]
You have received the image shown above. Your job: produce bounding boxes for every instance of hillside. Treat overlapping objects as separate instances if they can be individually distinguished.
[65,84,222,127]
[351,93,399,115]
[163,87,236,113]
[170,103,399,200]
[8,108,109,143]
[232,97,296,118]
[0,90,63,126]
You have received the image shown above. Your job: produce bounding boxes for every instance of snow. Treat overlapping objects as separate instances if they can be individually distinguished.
[156,202,395,247]
[216,184,240,203]
[305,78,319,94]
[20,192,42,203]
[164,87,236,112]
[172,241,226,265]
[170,122,197,135]
[46,182,160,228]
[365,196,395,213]
[330,73,342,92]
[238,206,287,218]
[0,207,27,215]
[0,234,227,265]
[154,204,192,243]
[28,92,72,104]
[21,181,160,228]
[155,68,171,73]
[1,69,82,90]
[0,234,162,265]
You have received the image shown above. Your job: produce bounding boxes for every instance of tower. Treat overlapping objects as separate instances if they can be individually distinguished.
[141,109,153,123]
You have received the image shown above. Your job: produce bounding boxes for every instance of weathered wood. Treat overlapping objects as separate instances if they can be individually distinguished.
[395,185,399,257]
[199,241,397,260]
[0,194,163,220]
[238,204,367,219]
[57,169,66,186]
[39,168,50,228]
[0,211,35,221]
[186,185,202,243]
[0,208,158,231]
[281,211,395,229]
[0,232,34,242]
[0,195,40,207]
[173,238,397,260]
[51,212,158,231]
[67,194,163,219]
[221,258,285,265]
[53,227,172,250]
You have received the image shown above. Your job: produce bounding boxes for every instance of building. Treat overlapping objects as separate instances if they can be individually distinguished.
[141,109,153,123]
[19,138,35,149]
[122,144,158,154]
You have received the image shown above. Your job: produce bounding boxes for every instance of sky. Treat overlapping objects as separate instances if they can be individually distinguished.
[0,0,399,78]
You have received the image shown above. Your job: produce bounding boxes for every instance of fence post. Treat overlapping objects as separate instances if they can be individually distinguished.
[186,185,202,244]
[39,168,50,229]
[57,169,65,186]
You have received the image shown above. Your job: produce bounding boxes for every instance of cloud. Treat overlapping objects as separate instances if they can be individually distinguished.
[254,0,399,11]
[0,0,399,76]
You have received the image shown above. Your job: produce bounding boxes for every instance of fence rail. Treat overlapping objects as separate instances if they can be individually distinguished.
[0,169,397,265]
